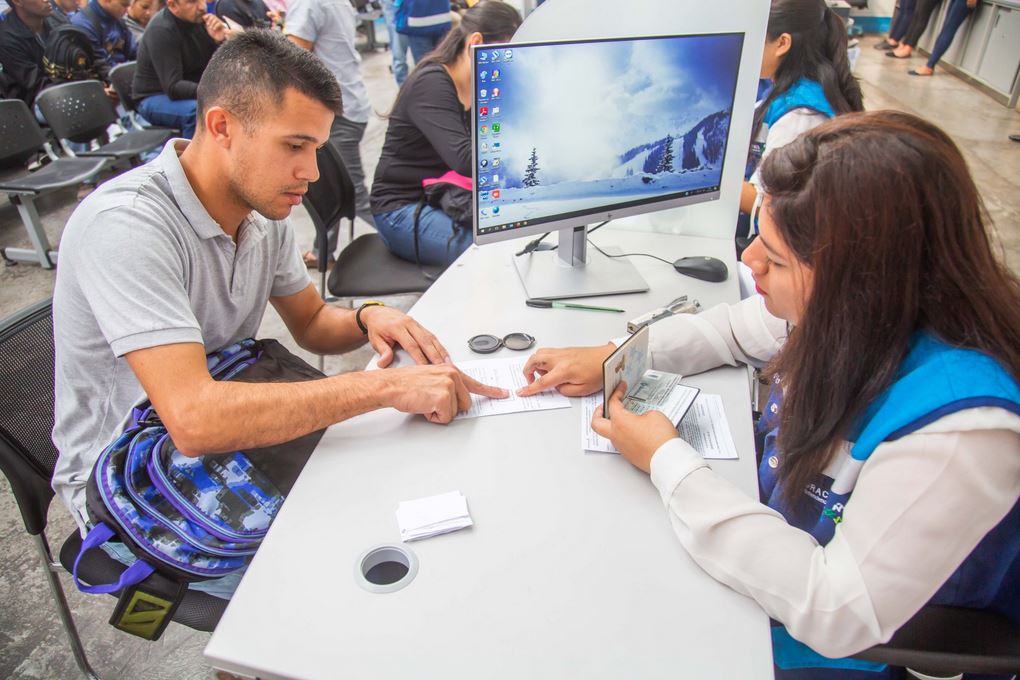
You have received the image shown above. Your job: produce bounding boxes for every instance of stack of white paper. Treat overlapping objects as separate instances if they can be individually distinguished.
[396,491,473,542]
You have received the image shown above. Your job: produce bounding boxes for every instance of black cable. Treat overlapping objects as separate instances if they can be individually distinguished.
[514,220,611,256]
[587,239,675,266]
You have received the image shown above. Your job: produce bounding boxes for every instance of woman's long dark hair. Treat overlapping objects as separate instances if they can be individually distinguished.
[416,0,522,70]
[760,110,1020,503]
[753,0,864,138]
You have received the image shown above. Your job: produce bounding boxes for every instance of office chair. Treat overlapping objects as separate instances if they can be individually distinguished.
[35,80,172,164]
[0,99,109,268]
[0,300,228,680]
[107,62,179,134]
[307,143,444,302]
[851,604,1020,677]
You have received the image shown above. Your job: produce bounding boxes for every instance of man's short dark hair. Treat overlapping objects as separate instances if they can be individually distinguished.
[196,30,343,130]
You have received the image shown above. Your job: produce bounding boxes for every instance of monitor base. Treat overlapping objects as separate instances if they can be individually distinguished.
[513,246,649,300]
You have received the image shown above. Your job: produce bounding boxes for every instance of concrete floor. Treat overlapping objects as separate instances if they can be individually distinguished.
[1,36,1019,680]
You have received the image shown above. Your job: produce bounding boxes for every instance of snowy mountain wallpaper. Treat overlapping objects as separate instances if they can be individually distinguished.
[474,33,744,231]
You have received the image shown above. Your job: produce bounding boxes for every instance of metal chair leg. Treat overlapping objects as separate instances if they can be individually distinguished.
[33,534,101,680]
[5,195,57,269]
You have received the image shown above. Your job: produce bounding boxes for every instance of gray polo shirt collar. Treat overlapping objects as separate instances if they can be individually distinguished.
[157,139,273,257]
[159,139,234,241]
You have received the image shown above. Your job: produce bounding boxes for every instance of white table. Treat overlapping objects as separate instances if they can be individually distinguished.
[205,229,774,680]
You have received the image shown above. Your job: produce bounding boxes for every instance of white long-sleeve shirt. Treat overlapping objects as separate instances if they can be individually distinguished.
[645,296,1020,658]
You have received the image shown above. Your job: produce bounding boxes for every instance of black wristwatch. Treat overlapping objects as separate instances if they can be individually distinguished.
[355,301,385,335]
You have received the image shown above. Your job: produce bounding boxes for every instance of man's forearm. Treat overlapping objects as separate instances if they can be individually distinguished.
[169,369,391,456]
[293,304,367,355]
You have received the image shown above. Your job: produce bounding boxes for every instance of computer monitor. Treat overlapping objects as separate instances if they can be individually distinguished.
[471,33,744,299]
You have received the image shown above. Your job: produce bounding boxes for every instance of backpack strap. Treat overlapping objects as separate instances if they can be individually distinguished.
[72,522,155,594]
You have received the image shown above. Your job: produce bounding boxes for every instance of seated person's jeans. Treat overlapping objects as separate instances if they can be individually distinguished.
[101,540,244,600]
[373,203,472,267]
[137,95,198,139]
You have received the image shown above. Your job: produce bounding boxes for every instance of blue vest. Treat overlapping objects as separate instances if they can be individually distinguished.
[759,333,1020,676]
[744,78,837,183]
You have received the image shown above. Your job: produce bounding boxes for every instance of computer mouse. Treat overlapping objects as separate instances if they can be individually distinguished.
[673,256,729,283]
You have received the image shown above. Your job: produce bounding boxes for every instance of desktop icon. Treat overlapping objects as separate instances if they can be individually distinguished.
[490,50,501,62]
[480,159,489,168]
[480,70,489,81]
[480,207,491,217]
[491,106,501,116]
[479,88,488,99]
[480,125,488,135]
[492,157,501,168]
[492,141,502,151]
[479,51,488,62]
[481,142,489,153]
[491,122,501,134]
[480,190,490,201]
[503,49,513,60]
[479,176,488,186]
[479,106,489,116]
[492,174,500,184]
[491,87,501,98]
[491,69,500,80]
[491,189,501,199]
[492,206,501,216]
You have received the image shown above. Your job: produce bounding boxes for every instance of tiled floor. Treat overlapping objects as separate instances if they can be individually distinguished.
[1,35,1019,680]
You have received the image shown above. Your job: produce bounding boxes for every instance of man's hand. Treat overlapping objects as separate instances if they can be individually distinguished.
[378,364,508,423]
[360,305,450,367]
[203,13,229,42]
[518,343,615,397]
[591,382,679,473]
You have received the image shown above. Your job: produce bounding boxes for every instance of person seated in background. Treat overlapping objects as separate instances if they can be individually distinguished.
[370,0,520,267]
[123,0,155,41]
[132,0,228,138]
[215,0,275,29]
[0,0,58,105]
[71,0,137,82]
[519,111,1020,679]
[48,0,79,23]
[739,0,863,232]
[286,0,375,268]
[53,31,505,600]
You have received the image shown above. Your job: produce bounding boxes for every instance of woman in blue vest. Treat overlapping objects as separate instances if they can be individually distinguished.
[739,0,864,240]
[519,111,1020,679]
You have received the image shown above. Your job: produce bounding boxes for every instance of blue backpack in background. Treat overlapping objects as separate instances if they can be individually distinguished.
[395,0,452,36]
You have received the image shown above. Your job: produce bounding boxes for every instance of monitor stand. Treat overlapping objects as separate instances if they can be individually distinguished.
[513,226,649,301]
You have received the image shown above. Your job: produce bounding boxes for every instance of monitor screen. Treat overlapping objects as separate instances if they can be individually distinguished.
[473,33,744,238]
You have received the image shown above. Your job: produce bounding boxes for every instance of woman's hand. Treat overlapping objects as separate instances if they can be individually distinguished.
[591,382,680,473]
[518,343,616,397]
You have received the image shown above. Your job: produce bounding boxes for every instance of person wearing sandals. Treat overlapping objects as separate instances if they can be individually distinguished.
[519,111,1020,679]
[886,0,941,59]
[369,0,521,267]
[907,0,977,77]
[738,0,864,252]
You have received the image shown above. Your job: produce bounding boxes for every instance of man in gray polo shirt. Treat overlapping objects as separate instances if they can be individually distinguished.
[52,31,503,598]
[286,0,375,267]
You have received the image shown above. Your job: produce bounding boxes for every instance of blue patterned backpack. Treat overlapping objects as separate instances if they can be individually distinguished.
[72,338,325,639]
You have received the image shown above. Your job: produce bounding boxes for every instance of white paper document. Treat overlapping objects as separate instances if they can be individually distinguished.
[677,393,738,460]
[396,491,473,542]
[583,390,737,460]
[454,357,571,419]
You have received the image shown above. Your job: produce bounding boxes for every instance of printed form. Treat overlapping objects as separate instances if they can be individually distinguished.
[455,357,571,419]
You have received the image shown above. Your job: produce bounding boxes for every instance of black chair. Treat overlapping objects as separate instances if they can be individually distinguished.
[35,80,172,164]
[306,143,444,302]
[852,605,1020,677]
[0,99,109,268]
[107,62,179,134]
[0,300,228,680]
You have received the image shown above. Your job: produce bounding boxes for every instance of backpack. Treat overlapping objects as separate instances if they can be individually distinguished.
[394,0,451,36]
[72,338,326,640]
[412,170,472,268]
[42,23,100,83]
